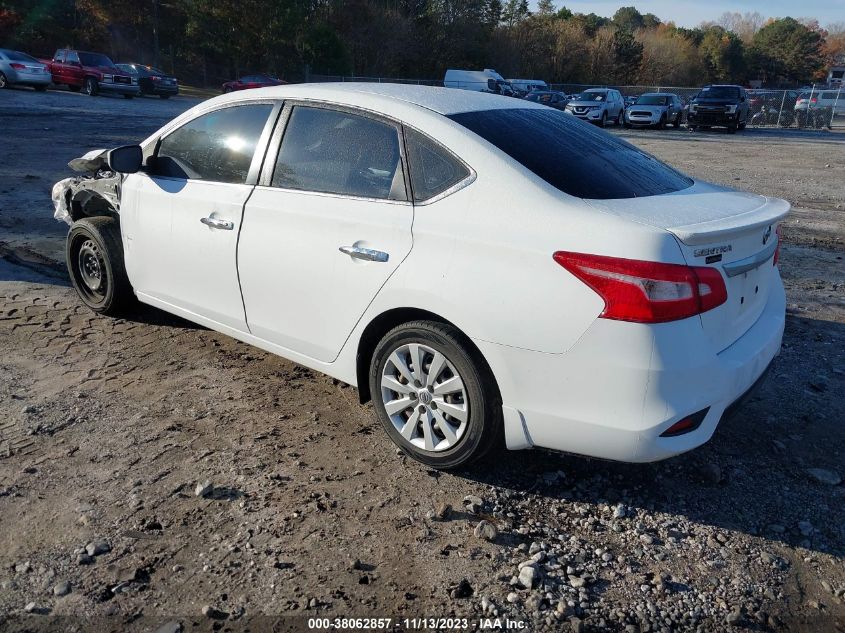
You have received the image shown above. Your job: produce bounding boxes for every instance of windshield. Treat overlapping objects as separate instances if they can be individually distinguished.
[4,50,39,62]
[576,91,606,102]
[78,52,115,67]
[447,108,693,199]
[636,95,669,106]
[698,86,740,100]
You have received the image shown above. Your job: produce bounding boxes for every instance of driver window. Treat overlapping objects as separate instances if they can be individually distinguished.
[152,104,273,183]
[271,106,405,201]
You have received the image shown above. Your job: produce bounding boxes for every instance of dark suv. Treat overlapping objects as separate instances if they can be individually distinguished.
[687,85,749,133]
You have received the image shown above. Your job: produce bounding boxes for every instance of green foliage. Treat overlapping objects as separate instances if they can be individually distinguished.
[0,0,834,87]
[699,26,746,83]
[748,17,825,83]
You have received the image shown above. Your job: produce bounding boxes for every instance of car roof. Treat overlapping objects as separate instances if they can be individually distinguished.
[639,92,674,97]
[213,82,546,116]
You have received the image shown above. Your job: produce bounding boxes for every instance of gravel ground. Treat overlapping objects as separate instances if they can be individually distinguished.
[0,87,844,632]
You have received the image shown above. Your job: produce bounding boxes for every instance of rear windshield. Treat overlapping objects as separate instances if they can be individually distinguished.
[3,50,38,62]
[447,108,693,200]
[79,52,115,67]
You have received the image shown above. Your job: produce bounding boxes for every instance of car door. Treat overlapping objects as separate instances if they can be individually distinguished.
[238,103,414,362]
[65,50,82,87]
[121,101,279,331]
[51,50,66,84]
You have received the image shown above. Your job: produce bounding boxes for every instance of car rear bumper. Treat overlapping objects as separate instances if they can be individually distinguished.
[9,70,51,86]
[477,275,785,462]
[146,84,179,95]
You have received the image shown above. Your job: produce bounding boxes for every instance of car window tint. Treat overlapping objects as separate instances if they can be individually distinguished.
[405,128,470,202]
[448,108,693,200]
[272,106,404,200]
[154,104,273,183]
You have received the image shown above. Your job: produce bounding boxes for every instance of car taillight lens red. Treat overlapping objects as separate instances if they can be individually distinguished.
[10,63,25,70]
[553,252,728,323]
[773,224,782,266]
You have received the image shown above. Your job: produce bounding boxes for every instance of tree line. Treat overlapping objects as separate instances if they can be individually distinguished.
[1,0,843,88]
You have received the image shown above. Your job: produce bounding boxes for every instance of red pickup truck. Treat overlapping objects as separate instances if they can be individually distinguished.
[41,49,139,98]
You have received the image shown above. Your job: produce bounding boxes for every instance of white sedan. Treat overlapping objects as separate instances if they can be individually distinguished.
[56,83,789,469]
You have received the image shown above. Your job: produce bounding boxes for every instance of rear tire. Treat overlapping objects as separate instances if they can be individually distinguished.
[369,320,502,470]
[66,217,135,316]
[0,72,8,89]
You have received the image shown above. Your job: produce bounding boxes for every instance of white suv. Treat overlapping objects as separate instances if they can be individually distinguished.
[564,88,625,126]
[795,89,844,114]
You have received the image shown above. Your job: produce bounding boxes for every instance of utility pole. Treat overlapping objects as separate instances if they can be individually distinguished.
[152,0,160,68]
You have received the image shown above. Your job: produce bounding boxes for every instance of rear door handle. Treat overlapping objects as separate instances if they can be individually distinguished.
[339,245,389,263]
[200,216,234,230]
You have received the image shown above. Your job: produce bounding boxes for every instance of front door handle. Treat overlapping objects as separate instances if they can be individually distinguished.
[339,245,389,263]
[201,216,234,230]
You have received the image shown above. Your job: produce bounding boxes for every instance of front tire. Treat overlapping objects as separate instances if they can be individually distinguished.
[599,112,607,128]
[83,77,98,96]
[0,72,8,89]
[66,217,134,316]
[369,321,502,470]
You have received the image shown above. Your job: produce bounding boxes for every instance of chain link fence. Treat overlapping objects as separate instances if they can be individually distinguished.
[309,74,845,130]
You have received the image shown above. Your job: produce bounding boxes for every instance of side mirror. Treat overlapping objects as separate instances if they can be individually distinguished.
[106,145,143,174]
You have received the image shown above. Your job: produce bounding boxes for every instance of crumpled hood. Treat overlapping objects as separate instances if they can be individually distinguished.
[68,149,109,173]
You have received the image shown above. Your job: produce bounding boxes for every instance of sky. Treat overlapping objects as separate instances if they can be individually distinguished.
[530,0,845,29]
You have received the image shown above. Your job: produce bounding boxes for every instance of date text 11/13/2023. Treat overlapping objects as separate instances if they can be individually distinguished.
[306,617,528,630]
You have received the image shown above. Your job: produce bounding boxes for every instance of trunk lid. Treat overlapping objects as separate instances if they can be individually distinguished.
[586,181,790,351]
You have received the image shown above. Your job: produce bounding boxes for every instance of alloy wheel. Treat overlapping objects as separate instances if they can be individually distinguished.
[380,343,469,453]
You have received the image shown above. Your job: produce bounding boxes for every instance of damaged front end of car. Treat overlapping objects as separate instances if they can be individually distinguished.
[52,145,143,225]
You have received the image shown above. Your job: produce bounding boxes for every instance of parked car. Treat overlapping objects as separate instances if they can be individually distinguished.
[687,85,749,132]
[564,88,625,126]
[54,84,788,470]
[221,74,286,93]
[524,90,568,110]
[41,49,138,98]
[444,68,514,96]
[624,93,683,128]
[794,90,844,115]
[747,89,798,113]
[116,64,178,98]
[509,79,548,96]
[0,49,50,90]
[624,95,638,108]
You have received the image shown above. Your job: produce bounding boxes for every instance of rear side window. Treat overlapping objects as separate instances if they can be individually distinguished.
[153,104,272,183]
[272,106,405,200]
[447,108,693,200]
[405,128,470,202]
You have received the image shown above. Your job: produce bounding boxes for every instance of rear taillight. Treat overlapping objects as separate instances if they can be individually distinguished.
[10,62,25,70]
[553,252,727,323]
[773,224,782,266]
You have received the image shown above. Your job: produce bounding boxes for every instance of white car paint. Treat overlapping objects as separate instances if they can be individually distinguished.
[113,83,788,462]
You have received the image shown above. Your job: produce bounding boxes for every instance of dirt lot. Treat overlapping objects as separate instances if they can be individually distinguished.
[0,87,844,632]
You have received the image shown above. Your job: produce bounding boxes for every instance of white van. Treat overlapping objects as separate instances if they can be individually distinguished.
[508,79,548,95]
[444,69,514,96]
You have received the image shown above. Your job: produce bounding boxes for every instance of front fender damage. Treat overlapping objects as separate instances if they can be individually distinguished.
[52,149,122,225]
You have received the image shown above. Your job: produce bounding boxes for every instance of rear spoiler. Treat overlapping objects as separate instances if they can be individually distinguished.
[667,197,790,246]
